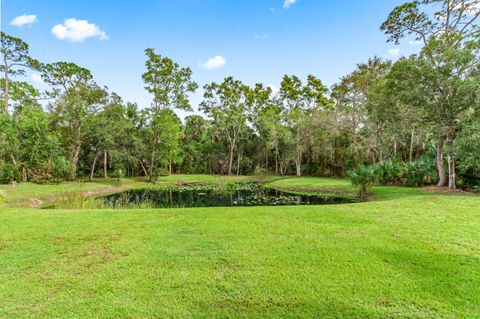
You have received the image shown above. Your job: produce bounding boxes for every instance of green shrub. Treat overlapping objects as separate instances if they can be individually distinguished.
[372,157,437,187]
[454,121,480,190]
[374,159,402,184]
[239,157,254,175]
[157,167,169,177]
[400,157,437,186]
[0,162,20,184]
[51,157,71,180]
[112,168,125,181]
[348,165,377,198]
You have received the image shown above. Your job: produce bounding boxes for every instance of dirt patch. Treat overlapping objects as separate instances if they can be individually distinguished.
[423,186,472,195]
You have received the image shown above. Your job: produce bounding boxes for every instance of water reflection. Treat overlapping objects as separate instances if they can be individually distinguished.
[102,185,353,208]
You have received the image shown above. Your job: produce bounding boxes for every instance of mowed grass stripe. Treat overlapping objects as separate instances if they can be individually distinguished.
[1,194,479,318]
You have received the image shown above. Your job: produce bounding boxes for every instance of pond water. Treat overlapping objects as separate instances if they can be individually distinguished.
[102,184,353,208]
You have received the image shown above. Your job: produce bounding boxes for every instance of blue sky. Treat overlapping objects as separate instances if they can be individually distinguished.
[2,0,421,112]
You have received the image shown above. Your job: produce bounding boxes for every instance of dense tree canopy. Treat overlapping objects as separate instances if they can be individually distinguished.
[1,0,479,191]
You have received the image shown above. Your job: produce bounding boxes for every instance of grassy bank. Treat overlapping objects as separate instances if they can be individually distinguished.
[0,175,252,208]
[0,174,433,209]
[0,176,479,318]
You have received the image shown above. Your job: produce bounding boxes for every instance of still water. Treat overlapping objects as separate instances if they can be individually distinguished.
[102,184,353,208]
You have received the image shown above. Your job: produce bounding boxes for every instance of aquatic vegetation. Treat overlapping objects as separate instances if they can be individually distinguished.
[102,182,353,209]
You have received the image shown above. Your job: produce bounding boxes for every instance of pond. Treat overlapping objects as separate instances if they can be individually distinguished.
[101,183,354,208]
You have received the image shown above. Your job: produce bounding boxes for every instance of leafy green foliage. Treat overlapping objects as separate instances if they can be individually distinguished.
[1,6,479,190]
[142,48,198,111]
[348,165,377,198]
[373,157,438,187]
[0,162,20,183]
[200,77,252,175]
[454,121,480,190]
[110,171,123,182]
[0,31,41,112]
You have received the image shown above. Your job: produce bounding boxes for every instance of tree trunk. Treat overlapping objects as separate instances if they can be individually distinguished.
[295,126,302,177]
[149,137,157,181]
[3,55,9,113]
[103,150,108,178]
[409,129,415,162]
[448,155,456,190]
[139,160,148,177]
[22,167,27,182]
[236,152,241,176]
[228,143,235,176]
[437,138,447,187]
[275,147,279,175]
[295,152,301,177]
[10,153,18,170]
[89,152,99,182]
[70,142,82,179]
[278,155,283,176]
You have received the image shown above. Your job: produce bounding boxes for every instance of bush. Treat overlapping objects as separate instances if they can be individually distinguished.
[112,168,125,181]
[348,165,377,198]
[374,159,402,184]
[402,157,437,186]
[51,157,71,180]
[239,157,254,175]
[157,167,169,177]
[372,157,437,187]
[0,162,21,184]
[454,121,480,190]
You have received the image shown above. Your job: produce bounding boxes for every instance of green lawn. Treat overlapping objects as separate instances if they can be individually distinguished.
[0,176,479,318]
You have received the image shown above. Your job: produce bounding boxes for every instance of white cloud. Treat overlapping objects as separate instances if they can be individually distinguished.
[254,34,269,40]
[453,1,480,15]
[409,40,423,46]
[51,18,108,42]
[467,2,480,14]
[388,48,401,57]
[199,55,226,70]
[283,0,298,9]
[31,73,43,84]
[268,84,279,94]
[10,14,37,27]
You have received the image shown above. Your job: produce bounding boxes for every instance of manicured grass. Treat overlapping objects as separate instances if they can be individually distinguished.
[265,176,431,201]
[266,176,356,196]
[0,176,479,318]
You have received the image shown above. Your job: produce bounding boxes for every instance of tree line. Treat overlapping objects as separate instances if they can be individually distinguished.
[1,0,479,191]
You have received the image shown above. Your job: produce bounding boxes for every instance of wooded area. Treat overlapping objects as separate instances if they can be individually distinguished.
[1,0,479,192]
